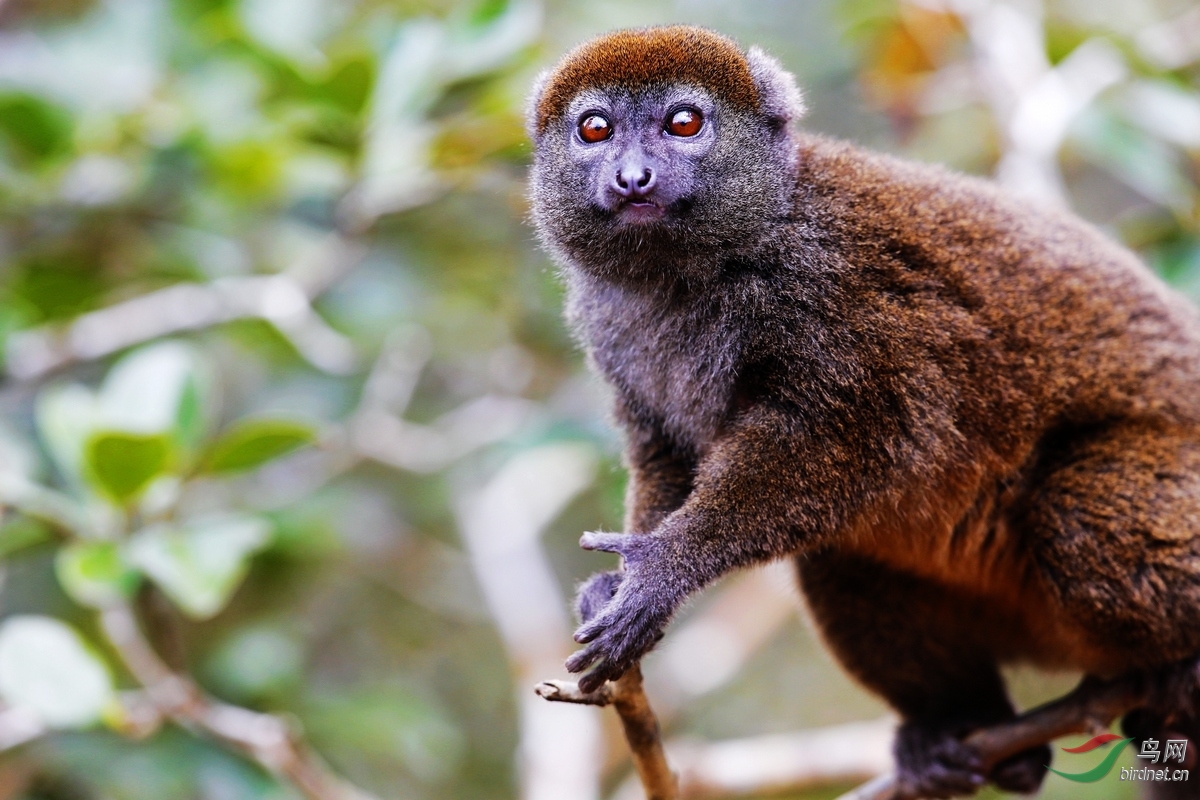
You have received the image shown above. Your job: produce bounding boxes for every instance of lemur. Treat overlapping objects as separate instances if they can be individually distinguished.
[527,25,1200,798]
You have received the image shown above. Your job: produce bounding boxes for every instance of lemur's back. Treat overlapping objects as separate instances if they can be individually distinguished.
[793,133,1200,437]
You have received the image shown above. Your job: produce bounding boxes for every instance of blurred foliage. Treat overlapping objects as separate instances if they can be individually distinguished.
[0,0,1198,799]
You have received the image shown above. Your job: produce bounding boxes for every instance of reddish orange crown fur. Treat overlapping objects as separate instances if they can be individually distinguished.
[533,26,761,135]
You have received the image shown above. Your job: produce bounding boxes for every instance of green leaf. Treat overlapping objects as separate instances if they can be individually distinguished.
[126,514,273,619]
[85,432,172,502]
[203,418,316,474]
[38,344,210,493]
[0,93,73,166]
[175,377,206,450]
[55,542,140,609]
[0,518,52,559]
[0,616,114,728]
[321,56,374,114]
[470,0,511,26]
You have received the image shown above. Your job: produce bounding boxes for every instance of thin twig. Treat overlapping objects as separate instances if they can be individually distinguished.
[539,664,679,800]
[613,667,680,800]
[99,603,380,800]
[835,673,1151,800]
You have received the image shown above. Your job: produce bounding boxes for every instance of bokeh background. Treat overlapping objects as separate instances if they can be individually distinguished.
[0,0,1197,798]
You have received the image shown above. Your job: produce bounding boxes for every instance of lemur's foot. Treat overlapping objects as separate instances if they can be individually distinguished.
[894,721,986,799]
[989,743,1051,794]
[894,720,1049,798]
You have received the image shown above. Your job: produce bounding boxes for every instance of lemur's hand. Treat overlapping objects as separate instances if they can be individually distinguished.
[566,532,677,693]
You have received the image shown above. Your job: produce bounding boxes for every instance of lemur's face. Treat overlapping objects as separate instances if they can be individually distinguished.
[526,26,804,283]
[560,87,719,227]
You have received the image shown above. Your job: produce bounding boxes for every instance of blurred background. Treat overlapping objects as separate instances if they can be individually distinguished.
[0,0,1197,798]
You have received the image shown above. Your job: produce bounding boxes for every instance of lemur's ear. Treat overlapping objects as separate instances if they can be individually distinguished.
[746,47,806,131]
[525,69,551,141]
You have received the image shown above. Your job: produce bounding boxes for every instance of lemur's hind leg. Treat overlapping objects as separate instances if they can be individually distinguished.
[1017,422,1200,735]
[798,551,1049,799]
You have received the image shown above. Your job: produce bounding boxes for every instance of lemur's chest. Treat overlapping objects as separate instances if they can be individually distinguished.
[575,284,741,450]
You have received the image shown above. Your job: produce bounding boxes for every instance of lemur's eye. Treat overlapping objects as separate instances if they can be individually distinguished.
[666,107,703,137]
[578,114,612,143]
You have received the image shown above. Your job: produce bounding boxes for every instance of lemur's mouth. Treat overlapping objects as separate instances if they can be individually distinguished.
[619,194,667,212]
[616,197,666,221]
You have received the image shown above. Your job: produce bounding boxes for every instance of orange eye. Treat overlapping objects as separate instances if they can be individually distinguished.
[578,114,612,143]
[666,108,702,137]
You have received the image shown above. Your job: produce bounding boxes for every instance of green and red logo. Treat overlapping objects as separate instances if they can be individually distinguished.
[1049,733,1132,782]
[1050,733,1191,784]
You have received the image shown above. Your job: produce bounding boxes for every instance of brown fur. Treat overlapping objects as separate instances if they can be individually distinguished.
[533,26,760,135]
[787,137,1200,679]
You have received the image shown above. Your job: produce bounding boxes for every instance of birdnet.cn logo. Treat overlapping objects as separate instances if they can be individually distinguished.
[1049,733,1190,784]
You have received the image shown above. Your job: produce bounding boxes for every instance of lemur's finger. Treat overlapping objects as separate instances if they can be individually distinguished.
[579,531,630,553]
[565,642,601,673]
[573,614,608,643]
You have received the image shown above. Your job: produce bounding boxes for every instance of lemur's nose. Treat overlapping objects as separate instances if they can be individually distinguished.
[613,165,656,197]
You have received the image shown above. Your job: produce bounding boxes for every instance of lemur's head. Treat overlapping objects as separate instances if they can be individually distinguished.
[527,26,805,285]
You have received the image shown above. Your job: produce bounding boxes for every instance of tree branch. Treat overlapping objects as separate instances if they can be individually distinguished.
[538,665,679,800]
[835,673,1151,800]
[99,603,380,800]
[5,233,364,382]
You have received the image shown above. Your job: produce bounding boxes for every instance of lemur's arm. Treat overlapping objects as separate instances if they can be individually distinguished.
[619,397,696,534]
[572,395,695,626]
[569,403,867,691]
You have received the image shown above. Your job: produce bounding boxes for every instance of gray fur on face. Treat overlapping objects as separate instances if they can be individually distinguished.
[565,86,719,215]
[527,67,801,289]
